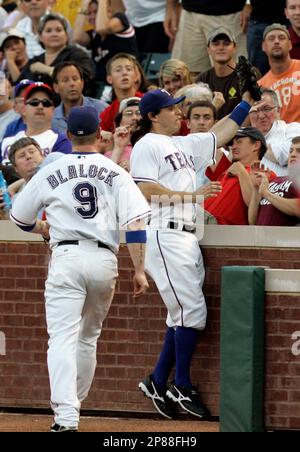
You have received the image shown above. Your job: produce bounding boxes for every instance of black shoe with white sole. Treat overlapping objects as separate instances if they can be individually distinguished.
[138,374,175,419]
[50,423,78,432]
[166,384,210,418]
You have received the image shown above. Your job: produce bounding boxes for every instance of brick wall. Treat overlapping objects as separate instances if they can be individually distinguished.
[0,241,300,430]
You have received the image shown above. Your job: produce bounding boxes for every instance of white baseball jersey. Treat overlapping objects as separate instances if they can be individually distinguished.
[130,132,216,227]
[11,152,151,253]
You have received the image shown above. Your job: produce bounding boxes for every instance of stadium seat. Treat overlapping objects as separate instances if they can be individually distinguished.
[141,53,171,83]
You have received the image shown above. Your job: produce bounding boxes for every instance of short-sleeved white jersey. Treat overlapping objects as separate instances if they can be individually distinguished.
[11,152,151,253]
[130,132,216,226]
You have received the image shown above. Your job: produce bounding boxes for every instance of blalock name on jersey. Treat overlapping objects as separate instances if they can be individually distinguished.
[46,164,120,190]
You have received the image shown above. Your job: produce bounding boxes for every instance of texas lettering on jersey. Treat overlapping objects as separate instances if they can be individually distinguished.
[165,152,195,172]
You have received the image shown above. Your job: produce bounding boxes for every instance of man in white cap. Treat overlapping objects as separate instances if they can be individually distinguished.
[0,28,28,83]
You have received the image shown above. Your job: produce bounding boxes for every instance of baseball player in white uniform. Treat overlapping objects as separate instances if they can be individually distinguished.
[130,88,255,418]
[11,106,151,432]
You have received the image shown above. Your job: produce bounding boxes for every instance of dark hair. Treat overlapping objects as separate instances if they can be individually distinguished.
[9,137,42,165]
[52,61,84,83]
[246,137,267,161]
[187,100,217,120]
[131,116,153,146]
[106,52,137,75]
[68,132,98,146]
[291,136,300,145]
[38,13,68,35]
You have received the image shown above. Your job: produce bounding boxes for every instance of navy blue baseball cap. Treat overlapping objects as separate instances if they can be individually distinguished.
[67,106,100,136]
[14,79,35,98]
[139,89,185,118]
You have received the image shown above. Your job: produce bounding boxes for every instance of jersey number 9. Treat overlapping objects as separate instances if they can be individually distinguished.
[73,182,99,219]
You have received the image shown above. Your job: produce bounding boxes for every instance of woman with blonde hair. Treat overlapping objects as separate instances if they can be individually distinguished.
[159,58,191,96]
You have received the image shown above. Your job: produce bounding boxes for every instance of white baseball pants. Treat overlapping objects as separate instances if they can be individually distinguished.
[45,241,118,428]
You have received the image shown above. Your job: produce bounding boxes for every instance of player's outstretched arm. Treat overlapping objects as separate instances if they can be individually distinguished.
[126,219,149,298]
[211,92,255,148]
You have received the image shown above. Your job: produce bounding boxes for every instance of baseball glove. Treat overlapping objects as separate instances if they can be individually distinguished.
[235,56,262,102]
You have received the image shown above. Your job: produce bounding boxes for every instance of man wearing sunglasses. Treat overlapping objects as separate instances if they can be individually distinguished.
[0,82,72,166]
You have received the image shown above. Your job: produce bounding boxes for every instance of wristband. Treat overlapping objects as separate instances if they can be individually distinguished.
[126,230,147,243]
[229,101,251,126]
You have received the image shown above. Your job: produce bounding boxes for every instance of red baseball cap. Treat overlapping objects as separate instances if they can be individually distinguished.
[23,82,54,102]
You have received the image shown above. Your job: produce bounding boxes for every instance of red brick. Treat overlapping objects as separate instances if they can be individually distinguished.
[27,243,47,254]
[0,243,7,252]
[217,248,239,258]
[258,249,282,260]
[36,280,46,290]
[2,315,24,326]
[33,327,47,337]
[37,255,50,266]
[15,303,35,314]
[106,318,128,329]
[26,267,47,278]
[1,364,23,375]
[14,327,35,338]
[24,291,44,302]
[289,417,300,429]
[16,255,37,265]
[5,267,25,278]
[265,390,289,402]
[7,243,29,254]
[280,249,300,260]
[279,322,300,334]
[16,279,36,290]
[0,254,16,265]
[239,248,260,259]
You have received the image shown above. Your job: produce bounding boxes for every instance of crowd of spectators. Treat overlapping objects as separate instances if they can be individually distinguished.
[0,0,299,226]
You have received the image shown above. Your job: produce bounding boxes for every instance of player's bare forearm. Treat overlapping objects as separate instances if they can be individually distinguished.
[31,219,50,240]
[211,118,240,148]
[212,92,255,147]
[127,219,147,272]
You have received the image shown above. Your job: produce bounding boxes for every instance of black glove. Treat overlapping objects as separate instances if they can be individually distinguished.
[235,56,262,102]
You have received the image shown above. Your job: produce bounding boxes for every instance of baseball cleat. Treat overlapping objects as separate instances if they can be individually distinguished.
[50,423,78,432]
[166,384,210,418]
[138,374,175,419]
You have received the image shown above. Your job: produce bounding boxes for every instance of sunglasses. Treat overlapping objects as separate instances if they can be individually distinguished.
[25,98,53,108]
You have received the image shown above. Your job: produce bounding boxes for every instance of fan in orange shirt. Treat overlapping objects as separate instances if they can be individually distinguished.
[258,23,300,124]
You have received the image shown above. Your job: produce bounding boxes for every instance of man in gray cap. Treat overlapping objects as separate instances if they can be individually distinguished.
[198,27,242,119]
[164,0,249,75]
[259,22,300,123]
